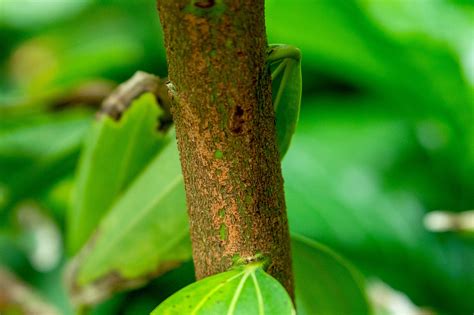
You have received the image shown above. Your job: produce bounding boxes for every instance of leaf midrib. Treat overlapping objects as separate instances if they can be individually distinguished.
[191,270,246,315]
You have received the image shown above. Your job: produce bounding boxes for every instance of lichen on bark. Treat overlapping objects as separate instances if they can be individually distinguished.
[156,0,294,296]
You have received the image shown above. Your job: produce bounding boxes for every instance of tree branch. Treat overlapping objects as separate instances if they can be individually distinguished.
[156,0,293,296]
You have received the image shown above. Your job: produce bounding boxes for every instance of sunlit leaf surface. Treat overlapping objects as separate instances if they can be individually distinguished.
[151,262,295,315]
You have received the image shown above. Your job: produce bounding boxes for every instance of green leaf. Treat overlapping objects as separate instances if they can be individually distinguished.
[292,234,371,315]
[268,44,302,159]
[68,138,191,305]
[67,93,168,255]
[151,262,295,315]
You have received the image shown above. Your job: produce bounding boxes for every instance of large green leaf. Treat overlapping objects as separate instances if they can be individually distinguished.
[292,234,371,315]
[67,93,168,255]
[151,262,295,315]
[68,138,191,305]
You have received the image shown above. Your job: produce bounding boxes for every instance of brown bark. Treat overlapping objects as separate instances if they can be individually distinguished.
[156,0,293,296]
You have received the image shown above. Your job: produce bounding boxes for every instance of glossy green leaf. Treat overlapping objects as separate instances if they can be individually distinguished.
[69,139,191,305]
[67,93,168,255]
[268,44,302,159]
[151,262,295,315]
[292,234,371,315]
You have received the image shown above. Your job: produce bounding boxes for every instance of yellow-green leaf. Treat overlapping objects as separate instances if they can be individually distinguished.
[151,262,295,315]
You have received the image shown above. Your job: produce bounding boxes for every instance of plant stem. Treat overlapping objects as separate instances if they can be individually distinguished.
[156,0,294,297]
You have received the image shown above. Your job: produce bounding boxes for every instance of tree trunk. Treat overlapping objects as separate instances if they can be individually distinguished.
[156,0,293,296]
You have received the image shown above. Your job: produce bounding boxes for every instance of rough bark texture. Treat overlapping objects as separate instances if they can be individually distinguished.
[157,0,293,296]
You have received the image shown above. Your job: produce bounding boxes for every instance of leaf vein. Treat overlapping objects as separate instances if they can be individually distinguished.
[227,269,251,315]
[251,271,264,315]
[191,270,246,315]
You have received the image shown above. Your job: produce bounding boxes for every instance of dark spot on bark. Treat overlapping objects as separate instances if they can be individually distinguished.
[194,0,215,9]
[235,105,244,117]
[237,51,244,57]
[229,105,245,134]
[232,126,242,134]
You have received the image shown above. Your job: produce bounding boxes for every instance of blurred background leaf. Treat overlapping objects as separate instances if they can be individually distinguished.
[292,234,371,315]
[0,110,90,227]
[283,97,473,313]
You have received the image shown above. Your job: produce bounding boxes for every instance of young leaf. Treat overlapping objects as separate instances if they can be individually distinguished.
[67,93,168,255]
[68,138,191,306]
[268,44,302,159]
[151,262,295,315]
[292,234,371,315]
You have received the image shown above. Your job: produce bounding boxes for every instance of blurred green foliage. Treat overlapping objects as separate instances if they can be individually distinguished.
[0,0,473,314]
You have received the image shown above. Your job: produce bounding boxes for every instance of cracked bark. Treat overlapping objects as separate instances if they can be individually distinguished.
[156,0,294,296]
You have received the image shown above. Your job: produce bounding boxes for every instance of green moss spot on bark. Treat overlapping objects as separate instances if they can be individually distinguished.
[244,194,253,205]
[217,101,227,130]
[214,150,223,159]
[218,208,226,217]
[232,254,242,265]
[219,224,227,240]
